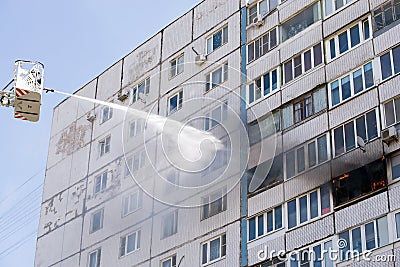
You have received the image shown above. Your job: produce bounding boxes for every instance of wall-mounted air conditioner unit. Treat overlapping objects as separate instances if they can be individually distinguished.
[86,111,96,123]
[252,14,265,27]
[195,54,207,65]
[382,126,398,144]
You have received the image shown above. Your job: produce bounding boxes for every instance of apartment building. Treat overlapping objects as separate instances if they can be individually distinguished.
[35,0,400,266]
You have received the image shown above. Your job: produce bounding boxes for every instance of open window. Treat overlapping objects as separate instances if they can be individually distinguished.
[332,158,387,207]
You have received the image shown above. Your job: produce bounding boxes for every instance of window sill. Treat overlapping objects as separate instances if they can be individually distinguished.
[333,187,387,211]
[121,207,142,218]
[326,38,372,64]
[322,0,358,21]
[247,87,280,109]
[204,80,228,95]
[379,69,400,86]
[328,84,376,111]
[247,227,284,244]
[333,136,380,159]
[202,256,226,267]
[119,248,140,259]
[284,158,330,181]
[287,212,333,232]
[281,63,324,90]
[246,44,279,66]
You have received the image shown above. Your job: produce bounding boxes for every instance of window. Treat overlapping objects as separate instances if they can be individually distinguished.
[248,205,282,241]
[373,0,400,32]
[120,230,141,257]
[285,135,329,179]
[201,234,226,265]
[168,90,183,115]
[99,136,111,157]
[94,171,107,194]
[287,185,331,229]
[332,109,378,157]
[384,98,400,128]
[247,154,284,194]
[170,54,184,78]
[396,213,400,239]
[380,44,400,80]
[162,210,178,238]
[201,188,227,220]
[282,87,326,129]
[329,62,374,107]
[281,3,321,42]
[248,0,278,25]
[125,151,146,177]
[333,158,387,206]
[162,255,177,267]
[90,209,104,233]
[248,68,279,104]
[283,43,323,83]
[205,63,228,92]
[101,106,112,123]
[247,28,278,63]
[122,190,142,216]
[206,26,228,54]
[391,154,400,180]
[324,0,355,16]
[205,102,228,130]
[129,119,144,138]
[248,110,281,145]
[290,241,334,267]
[88,248,101,267]
[327,18,372,61]
[131,78,150,104]
[338,217,389,261]
[202,141,229,175]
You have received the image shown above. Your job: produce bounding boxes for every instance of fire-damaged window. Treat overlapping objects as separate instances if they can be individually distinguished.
[332,158,387,207]
[247,154,283,195]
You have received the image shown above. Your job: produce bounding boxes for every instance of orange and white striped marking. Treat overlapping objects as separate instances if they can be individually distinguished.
[14,112,28,121]
[15,88,31,97]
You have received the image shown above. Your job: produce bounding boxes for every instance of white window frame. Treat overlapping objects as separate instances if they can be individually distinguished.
[99,135,111,157]
[337,216,389,261]
[201,188,227,220]
[246,28,278,63]
[289,238,334,267]
[395,212,400,240]
[204,101,228,131]
[247,67,280,104]
[122,189,142,217]
[287,187,332,230]
[248,205,283,242]
[205,63,228,92]
[380,44,400,81]
[168,90,183,115]
[206,25,228,54]
[120,229,141,257]
[284,134,330,180]
[332,109,380,157]
[100,105,113,124]
[88,248,101,267]
[383,98,400,128]
[326,17,372,62]
[94,171,108,194]
[328,62,374,108]
[131,78,150,104]
[283,43,323,84]
[161,210,179,239]
[129,118,144,138]
[170,54,184,78]
[161,255,177,267]
[90,209,104,234]
[201,234,226,265]
[323,0,355,17]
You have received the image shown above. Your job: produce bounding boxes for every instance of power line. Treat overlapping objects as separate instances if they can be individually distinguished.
[0,167,45,206]
[0,230,37,259]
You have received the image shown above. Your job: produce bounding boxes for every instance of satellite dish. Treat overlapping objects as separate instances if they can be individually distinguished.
[357,136,366,152]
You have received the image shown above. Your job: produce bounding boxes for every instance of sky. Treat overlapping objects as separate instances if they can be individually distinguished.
[0,0,200,266]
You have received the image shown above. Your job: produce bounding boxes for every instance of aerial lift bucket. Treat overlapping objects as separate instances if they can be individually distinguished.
[13,60,44,122]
